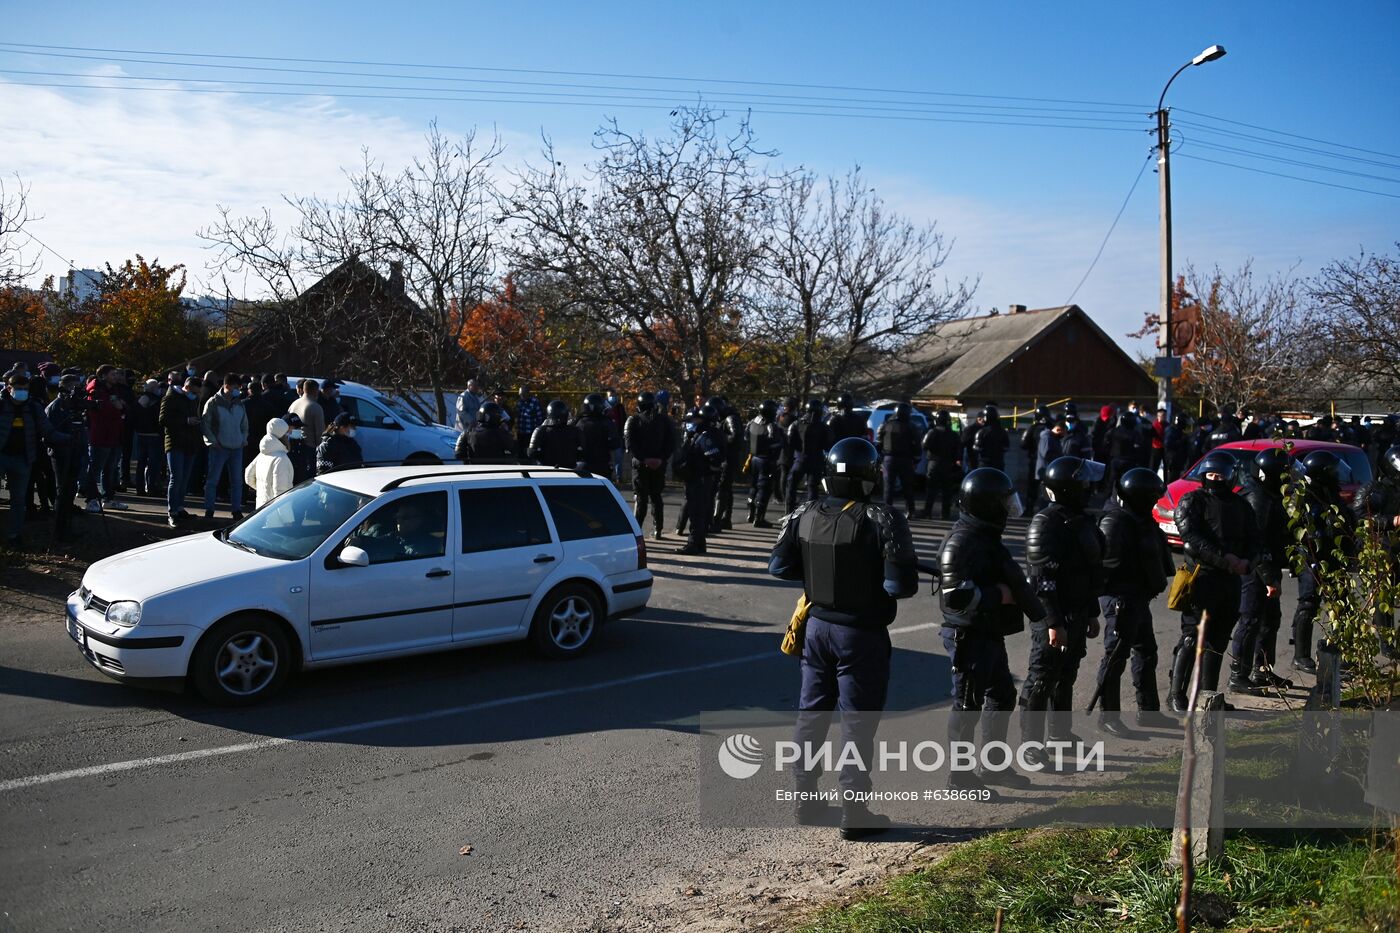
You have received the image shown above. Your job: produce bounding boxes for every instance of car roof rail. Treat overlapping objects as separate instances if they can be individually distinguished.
[379,465,597,492]
[318,460,408,474]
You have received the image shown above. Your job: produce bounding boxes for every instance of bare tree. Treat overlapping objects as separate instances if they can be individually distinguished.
[1178,260,1318,411]
[1309,243,1400,402]
[201,123,500,420]
[0,174,39,287]
[506,107,776,400]
[763,167,974,397]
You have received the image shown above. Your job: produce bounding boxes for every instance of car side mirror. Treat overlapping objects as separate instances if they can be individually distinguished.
[382,415,398,427]
[338,545,370,567]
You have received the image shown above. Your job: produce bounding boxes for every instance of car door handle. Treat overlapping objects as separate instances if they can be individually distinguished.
[426,569,452,578]
[533,554,556,564]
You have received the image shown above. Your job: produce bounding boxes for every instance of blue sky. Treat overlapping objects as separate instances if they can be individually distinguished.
[3,0,1397,355]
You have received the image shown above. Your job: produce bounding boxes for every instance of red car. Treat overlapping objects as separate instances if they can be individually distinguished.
[1153,439,1374,547]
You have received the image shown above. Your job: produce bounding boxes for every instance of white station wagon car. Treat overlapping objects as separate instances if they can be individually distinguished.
[65,465,653,705]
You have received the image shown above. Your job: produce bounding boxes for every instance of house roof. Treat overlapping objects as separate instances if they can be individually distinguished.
[908,305,1076,397]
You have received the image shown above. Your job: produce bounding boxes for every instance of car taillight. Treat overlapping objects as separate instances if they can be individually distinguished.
[636,534,647,569]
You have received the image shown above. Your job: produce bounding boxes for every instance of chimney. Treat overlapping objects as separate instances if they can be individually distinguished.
[388,261,405,296]
[1008,303,1027,314]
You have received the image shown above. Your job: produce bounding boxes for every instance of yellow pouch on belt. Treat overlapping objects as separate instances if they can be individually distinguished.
[781,592,812,656]
[1166,562,1200,611]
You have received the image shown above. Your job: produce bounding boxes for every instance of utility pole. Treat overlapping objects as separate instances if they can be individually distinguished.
[1153,45,1226,421]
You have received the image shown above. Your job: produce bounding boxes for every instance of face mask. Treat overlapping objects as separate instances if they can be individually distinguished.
[685,422,697,434]
[11,389,28,402]
[345,428,357,439]
[288,429,303,440]
[228,389,241,399]
[608,397,618,406]
[187,369,197,377]
[48,376,60,387]
[186,389,198,400]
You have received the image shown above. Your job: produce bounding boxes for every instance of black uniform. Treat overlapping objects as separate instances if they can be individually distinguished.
[745,414,784,526]
[1169,482,1261,707]
[713,405,745,529]
[1106,416,1142,490]
[786,415,833,512]
[826,409,868,443]
[1020,417,1047,504]
[1095,503,1173,714]
[529,420,584,468]
[1290,482,1352,669]
[1163,418,1191,481]
[674,418,725,554]
[770,494,917,813]
[574,413,619,476]
[1231,477,1288,685]
[459,423,518,463]
[875,414,919,515]
[973,420,1009,472]
[1019,502,1105,744]
[625,409,677,535]
[920,419,961,519]
[45,388,88,541]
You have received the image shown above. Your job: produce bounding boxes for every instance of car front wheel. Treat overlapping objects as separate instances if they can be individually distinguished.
[529,583,601,659]
[191,614,292,706]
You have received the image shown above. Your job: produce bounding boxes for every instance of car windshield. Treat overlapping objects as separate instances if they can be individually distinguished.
[378,394,428,427]
[224,481,371,560]
[1338,449,1374,486]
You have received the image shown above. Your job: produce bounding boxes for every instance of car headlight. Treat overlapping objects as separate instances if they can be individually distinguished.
[106,601,142,627]
[441,435,458,448]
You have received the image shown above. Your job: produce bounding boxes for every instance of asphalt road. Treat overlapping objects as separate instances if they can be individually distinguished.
[0,489,1312,932]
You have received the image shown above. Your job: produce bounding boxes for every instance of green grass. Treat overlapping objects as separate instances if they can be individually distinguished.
[796,827,1397,932]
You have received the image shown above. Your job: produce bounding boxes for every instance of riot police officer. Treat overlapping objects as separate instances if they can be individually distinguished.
[1290,449,1354,674]
[707,396,744,531]
[1210,403,1243,449]
[786,398,833,513]
[973,404,1009,472]
[939,467,1042,790]
[1169,449,1261,709]
[919,410,961,520]
[529,400,584,468]
[675,404,725,555]
[574,392,619,476]
[1094,468,1176,735]
[1163,412,1192,482]
[1020,456,1106,759]
[456,401,517,463]
[770,438,918,838]
[1019,406,1050,504]
[624,391,676,539]
[776,396,801,503]
[875,401,919,516]
[1229,448,1291,692]
[1353,444,1400,657]
[745,399,783,528]
[826,392,868,442]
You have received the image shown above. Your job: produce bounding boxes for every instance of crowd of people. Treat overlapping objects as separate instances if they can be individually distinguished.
[0,360,368,548]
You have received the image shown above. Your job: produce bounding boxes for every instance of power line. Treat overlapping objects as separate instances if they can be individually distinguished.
[0,48,1149,118]
[0,40,1152,109]
[0,79,1148,133]
[1176,107,1400,162]
[1176,153,1400,199]
[1174,118,1400,171]
[1186,138,1400,185]
[1064,151,1153,306]
[0,68,1148,125]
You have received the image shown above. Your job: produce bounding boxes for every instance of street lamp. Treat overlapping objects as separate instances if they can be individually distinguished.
[1154,44,1227,418]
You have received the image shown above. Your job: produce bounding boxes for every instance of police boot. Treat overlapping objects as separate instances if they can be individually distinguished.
[975,715,1030,788]
[753,501,773,529]
[745,499,756,524]
[1168,638,1195,713]
[1099,715,1138,739]
[1228,655,1263,695]
[1199,650,1236,710]
[1292,620,1317,674]
[839,802,891,841]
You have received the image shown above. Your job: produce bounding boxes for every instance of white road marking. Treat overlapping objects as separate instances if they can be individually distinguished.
[0,621,939,794]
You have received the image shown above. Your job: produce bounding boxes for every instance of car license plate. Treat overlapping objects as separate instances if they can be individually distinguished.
[67,612,85,648]
[1163,521,1179,537]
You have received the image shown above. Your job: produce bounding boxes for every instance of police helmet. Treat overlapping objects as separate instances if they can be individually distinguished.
[895,401,912,421]
[581,392,606,417]
[1035,405,1051,424]
[1253,447,1291,487]
[1043,456,1105,509]
[805,397,824,417]
[1381,445,1400,481]
[1116,467,1165,516]
[1300,449,1343,493]
[706,396,726,417]
[1196,450,1237,492]
[546,400,569,423]
[838,392,854,412]
[1221,402,1238,417]
[479,401,504,428]
[698,401,720,423]
[983,404,1000,422]
[758,399,778,422]
[824,438,881,501]
[637,391,656,412]
[959,468,1022,528]
[935,410,951,427]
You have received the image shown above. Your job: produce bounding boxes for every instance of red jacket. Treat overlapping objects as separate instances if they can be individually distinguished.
[86,377,126,447]
[1152,416,1166,451]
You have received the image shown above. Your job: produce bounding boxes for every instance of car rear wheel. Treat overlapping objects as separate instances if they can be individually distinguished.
[529,583,601,659]
[191,615,292,706]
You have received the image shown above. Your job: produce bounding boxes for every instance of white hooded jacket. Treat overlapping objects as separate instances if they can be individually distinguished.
[244,418,294,509]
